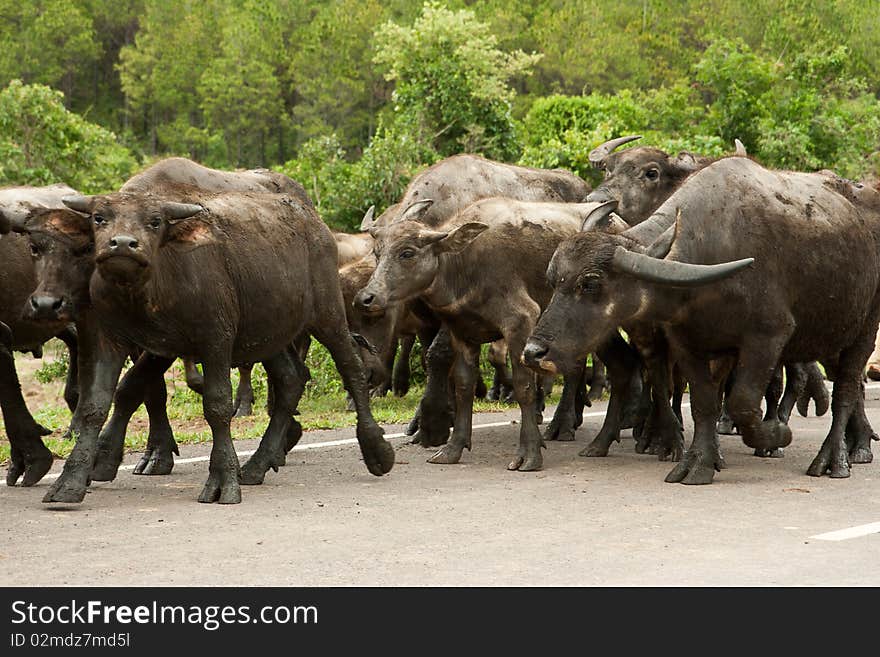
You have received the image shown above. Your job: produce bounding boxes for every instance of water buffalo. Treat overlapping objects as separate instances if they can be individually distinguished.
[357,198,635,470]
[0,185,80,486]
[525,157,880,484]
[586,136,828,454]
[27,188,393,504]
[359,155,596,449]
[120,157,314,417]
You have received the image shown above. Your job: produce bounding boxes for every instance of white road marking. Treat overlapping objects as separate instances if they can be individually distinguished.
[810,522,880,541]
[13,382,880,485]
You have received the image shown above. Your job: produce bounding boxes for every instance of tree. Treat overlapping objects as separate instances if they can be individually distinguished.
[374,1,541,161]
[0,80,136,193]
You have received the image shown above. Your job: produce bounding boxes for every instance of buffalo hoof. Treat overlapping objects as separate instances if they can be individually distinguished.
[133,448,175,476]
[579,437,612,457]
[507,452,543,472]
[753,447,785,458]
[8,445,53,487]
[240,459,271,486]
[486,384,500,402]
[369,385,389,399]
[198,469,242,504]
[716,416,738,435]
[543,416,576,441]
[405,411,420,438]
[360,435,395,477]
[43,472,88,504]
[806,439,850,478]
[427,443,464,465]
[742,420,793,451]
[805,376,830,417]
[587,383,606,403]
[413,422,450,448]
[664,450,721,485]
[90,455,123,482]
[285,419,303,453]
[849,446,873,464]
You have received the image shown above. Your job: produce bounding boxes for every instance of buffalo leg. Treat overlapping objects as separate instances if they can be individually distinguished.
[753,365,786,457]
[90,352,177,481]
[664,350,727,485]
[587,353,608,402]
[807,321,878,478]
[240,349,305,485]
[428,341,479,464]
[0,334,53,487]
[581,333,642,457]
[486,339,514,402]
[726,335,793,455]
[638,337,684,462]
[778,362,807,424]
[392,334,415,397]
[845,384,876,464]
[411,328,454,448]
[58,326,79,414]
[43,320,127,503]
[543,363,586,442]
[197,356,241,504]
[797,361,829,417]
[233,364,255,417]
[716,373,738,435]
[507,331,544,472]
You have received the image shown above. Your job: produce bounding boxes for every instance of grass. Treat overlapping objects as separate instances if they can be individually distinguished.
[0,340,563,464]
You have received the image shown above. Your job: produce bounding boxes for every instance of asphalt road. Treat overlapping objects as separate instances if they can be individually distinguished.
[2,385,879,586]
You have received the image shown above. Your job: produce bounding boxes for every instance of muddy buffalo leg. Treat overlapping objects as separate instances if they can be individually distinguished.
[640,337,684,462]
[197,356,241,504]
[506,330,544,472]
[57,326,79,414]
[233,363,255,417]
[664,350,726,485]
[716,373,738,435]
[392,334,415,397]
[807,324,878,478]
[43,326,127,503]
[543,363,586,442]
[797,361,829,417]
[845,384,876,464]
[0,334,53,487]
[724,334,793,456]
[777,362,806,424]
[753,364,786,457]
[428,341,479,464]
[411,328,455,448]
[486,339,514,402]
[240,349,305,484]
[587,353,608,402]
[90,353,177,481]
[310,321,394,476]
[581,333,642,457]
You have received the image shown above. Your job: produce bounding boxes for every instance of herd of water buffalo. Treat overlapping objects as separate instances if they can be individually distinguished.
[1,135,879,505]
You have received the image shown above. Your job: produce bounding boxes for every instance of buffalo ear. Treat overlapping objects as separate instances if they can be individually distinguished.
[165,219,218,249]
[672,152,701,174]
[397,199,434,223]
[45,209,93,237]
[433,222,489,254]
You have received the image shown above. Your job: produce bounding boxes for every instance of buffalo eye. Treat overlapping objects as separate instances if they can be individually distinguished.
[645,168,660,181]
[149,216,162,229]
[29,243,41,258]
[93,214,106,226]
[399,249,415,260]
[579,274,601,294]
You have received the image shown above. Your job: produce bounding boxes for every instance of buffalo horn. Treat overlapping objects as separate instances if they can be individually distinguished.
[359,205,376,232]
[611,246,754,287]
[588,135,642,167]
[163,202,205,220]
[62,195,93,213]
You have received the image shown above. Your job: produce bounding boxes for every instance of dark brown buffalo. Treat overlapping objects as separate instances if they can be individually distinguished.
[25,188,393,504]
[0,185,80,486]
[120,157,314,417]
[525,157,880,484]
[357,199,626,470]
[586,137,828,456]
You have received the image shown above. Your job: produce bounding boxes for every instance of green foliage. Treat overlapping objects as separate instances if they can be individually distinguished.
[374,1,541,161]
[35,351,69,384]
[0,80,136,192]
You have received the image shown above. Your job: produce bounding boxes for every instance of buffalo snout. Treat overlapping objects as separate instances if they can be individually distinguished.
[26,294,66,321]
[522,337,559,375]
[354,288,386,315]
[108,234,140,252]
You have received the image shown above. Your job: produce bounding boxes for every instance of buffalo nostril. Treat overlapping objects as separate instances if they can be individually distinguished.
[361,293,375,307]
[52,298,63,311]
[129,239,139,249]
[30,297,39,310]
[109,238,117,248]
